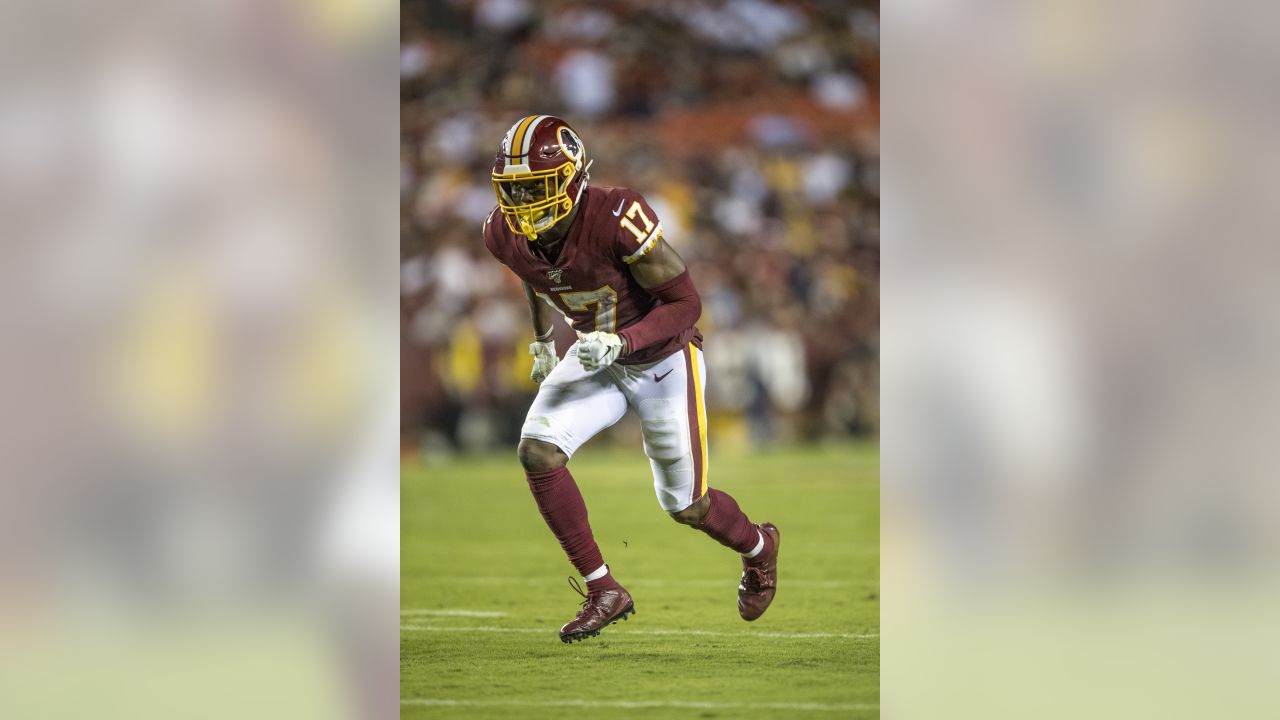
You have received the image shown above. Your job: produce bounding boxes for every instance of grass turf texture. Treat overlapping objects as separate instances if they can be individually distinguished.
[402,442,879,718]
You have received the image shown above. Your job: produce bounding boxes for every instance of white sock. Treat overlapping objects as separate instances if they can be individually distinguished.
[583,564,609,583]
[744,530,766,559]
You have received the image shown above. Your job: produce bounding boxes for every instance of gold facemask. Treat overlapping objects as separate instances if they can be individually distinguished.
[492,162,577,240]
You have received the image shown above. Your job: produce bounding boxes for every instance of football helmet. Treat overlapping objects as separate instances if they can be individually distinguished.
[491,115,591,240]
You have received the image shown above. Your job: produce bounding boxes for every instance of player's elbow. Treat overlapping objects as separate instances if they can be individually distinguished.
[671,273,701,322]
[685,291,702,324]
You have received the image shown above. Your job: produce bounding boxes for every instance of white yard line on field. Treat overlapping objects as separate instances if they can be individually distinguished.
[400,624,878,640]
[399,609,507,617]
[402,698,878,712]
[411,576,876,590]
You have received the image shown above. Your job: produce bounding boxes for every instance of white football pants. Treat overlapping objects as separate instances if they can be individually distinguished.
[520,341,709,512]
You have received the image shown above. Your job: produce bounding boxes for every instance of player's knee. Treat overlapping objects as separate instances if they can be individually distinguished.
[518,438,567,473]
[668,493,710,526]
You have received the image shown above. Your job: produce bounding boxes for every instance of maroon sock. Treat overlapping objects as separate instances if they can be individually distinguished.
[694,488,761,555]
[525,465,608,579]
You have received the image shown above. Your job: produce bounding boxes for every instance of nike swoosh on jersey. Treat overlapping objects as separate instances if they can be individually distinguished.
[612,199,626,216]
[654,369,674,383]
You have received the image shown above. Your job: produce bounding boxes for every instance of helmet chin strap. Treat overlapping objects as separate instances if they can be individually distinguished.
[576,159,593,202]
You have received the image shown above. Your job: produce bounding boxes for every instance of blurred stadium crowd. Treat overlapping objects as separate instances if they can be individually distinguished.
[401,0,878,455]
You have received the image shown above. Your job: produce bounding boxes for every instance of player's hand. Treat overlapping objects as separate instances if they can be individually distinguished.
[529,339,558,383]
[575,331,624,372]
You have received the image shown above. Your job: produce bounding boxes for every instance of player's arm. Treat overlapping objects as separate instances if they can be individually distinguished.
[523,282,559,383]
[523,281,555,342]
[578,193,699,370]
[615,236,701,356]
[627,234,686,288]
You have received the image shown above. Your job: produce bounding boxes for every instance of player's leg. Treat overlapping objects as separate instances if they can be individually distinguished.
[519,347,634,641]
[516,439,604,578]
[630,343,781,621]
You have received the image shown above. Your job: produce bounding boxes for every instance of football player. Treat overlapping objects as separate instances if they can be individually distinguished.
[482,115,780,643]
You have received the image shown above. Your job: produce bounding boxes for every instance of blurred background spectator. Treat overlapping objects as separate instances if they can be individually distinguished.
[402,0,878,457]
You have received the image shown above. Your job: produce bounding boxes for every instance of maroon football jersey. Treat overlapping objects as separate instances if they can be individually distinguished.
[483,185,702,365]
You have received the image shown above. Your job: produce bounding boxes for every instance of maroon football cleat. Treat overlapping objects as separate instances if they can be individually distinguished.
[738,523,780,621]
[559,577,635,644]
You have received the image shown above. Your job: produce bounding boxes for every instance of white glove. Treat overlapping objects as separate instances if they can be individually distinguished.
[529,339,558,383]
[575,331,624,372]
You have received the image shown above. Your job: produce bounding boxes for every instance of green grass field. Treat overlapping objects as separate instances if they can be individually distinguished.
[402,442,879,718]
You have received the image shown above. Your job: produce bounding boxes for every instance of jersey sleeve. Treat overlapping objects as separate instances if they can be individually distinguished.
[609,189,664,265]
[481,207,507,264]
